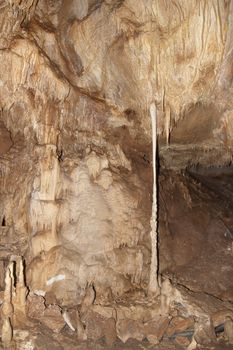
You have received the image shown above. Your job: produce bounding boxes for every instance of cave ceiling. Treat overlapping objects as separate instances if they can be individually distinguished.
[0,0,232,168]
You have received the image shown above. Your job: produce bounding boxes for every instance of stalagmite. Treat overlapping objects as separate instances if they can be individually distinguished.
[1,317,13,349]
[160,278,173,315]
[148,102,160,295]
[1,263,14,348]
[14,257,27,317]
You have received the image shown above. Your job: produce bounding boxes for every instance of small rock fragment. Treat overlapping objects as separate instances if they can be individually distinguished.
[116,319,144,343]
[103,317,117,347]
[193,317,216,346]
[175,335,191,347]
[41,305,65,333]
[27,295,45,319]
[166,316,194,337]
[144,317,170,344]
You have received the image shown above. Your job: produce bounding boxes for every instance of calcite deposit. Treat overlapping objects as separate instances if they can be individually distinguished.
[0,0,233,349]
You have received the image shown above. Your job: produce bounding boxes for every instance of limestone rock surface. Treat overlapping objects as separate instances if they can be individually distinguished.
[0,2,233,349]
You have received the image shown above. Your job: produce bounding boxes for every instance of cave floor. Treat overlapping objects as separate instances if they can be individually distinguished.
[10,328,233,350]
[9,279,233,349]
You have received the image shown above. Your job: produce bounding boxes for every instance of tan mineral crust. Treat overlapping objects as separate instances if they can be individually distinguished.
[0,1,233,349]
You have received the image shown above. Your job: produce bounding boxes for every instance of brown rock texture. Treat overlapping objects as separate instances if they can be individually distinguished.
[0,1,233,349]
[0,0,232,306]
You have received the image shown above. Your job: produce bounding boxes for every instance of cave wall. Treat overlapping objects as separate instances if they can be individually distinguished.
[0,0,233,306]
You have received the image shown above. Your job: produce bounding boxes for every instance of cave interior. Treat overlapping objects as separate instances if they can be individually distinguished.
[0,1,233,349]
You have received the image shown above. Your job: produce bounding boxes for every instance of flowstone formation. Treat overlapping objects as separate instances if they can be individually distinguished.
[0,0,233,349]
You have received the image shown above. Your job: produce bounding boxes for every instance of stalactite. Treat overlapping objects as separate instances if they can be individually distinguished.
[165,104,171,145]
[148,102,160,296]
[216,0,224,45]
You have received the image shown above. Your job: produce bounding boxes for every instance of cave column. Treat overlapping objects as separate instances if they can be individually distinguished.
[148,102,160,295]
